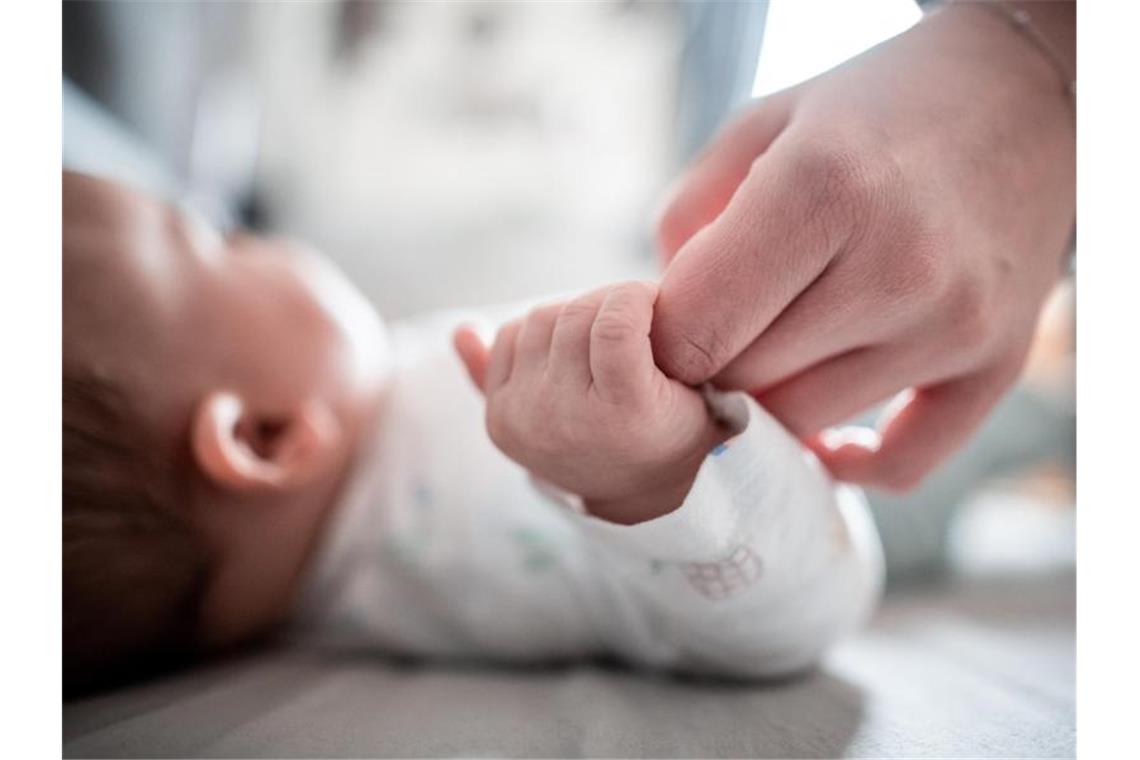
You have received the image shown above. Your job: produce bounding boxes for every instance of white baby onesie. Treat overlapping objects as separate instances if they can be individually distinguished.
[293,310,885,678]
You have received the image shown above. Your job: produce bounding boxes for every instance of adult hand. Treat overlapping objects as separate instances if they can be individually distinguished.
[650,2,1075,491]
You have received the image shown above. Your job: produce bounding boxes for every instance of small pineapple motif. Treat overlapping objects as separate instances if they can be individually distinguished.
[684,545,763,600]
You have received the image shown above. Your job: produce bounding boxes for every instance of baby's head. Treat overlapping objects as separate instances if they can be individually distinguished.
[63,172,389,692]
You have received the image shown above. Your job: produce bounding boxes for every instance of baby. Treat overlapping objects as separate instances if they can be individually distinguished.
[63,171,883,693]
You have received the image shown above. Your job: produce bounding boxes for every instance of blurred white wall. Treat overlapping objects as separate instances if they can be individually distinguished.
[249,1,679,317]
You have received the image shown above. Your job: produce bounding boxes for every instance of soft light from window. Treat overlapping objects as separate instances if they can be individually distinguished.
[752,0,922,97]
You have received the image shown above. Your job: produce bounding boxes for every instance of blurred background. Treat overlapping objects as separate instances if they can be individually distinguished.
[62,0,1073,586]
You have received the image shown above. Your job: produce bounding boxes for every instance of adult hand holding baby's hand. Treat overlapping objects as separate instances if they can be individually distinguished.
[455,282,727,525]
[650,4,1075,491]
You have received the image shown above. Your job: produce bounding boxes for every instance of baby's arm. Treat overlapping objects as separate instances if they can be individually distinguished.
[454,282,883,677]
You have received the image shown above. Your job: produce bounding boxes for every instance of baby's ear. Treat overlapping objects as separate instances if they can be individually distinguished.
[190,391,341,492]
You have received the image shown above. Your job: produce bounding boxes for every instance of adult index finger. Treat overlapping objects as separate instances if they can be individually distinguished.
[651,137,867,386]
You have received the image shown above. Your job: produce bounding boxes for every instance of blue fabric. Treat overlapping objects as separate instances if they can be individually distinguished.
[673,1,769,164]
[63,78,179,202]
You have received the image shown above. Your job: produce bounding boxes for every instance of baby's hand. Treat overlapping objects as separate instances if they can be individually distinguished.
[454,282,728,525]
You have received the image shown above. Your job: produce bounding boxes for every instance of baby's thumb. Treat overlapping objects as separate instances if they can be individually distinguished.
[453,325,490,395]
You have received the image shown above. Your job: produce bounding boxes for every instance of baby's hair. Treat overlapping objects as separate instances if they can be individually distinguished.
[63,368,210,695]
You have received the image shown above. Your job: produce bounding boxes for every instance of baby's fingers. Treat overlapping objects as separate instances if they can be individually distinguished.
[485,319,523,395]
[549,287,609,388]
[516,303,561,373]
[589,281,660,403]
[453,325,490,394]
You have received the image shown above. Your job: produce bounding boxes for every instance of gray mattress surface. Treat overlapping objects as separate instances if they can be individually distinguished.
[64,572,1074,758]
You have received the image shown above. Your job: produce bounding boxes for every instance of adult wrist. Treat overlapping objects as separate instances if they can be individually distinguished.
[925,1,1075,115]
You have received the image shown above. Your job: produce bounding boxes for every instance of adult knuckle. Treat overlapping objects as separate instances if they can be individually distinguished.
[787,131,912,250]
[879,243,946,306]
[789,140,874,223]
[906,236,945,291]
